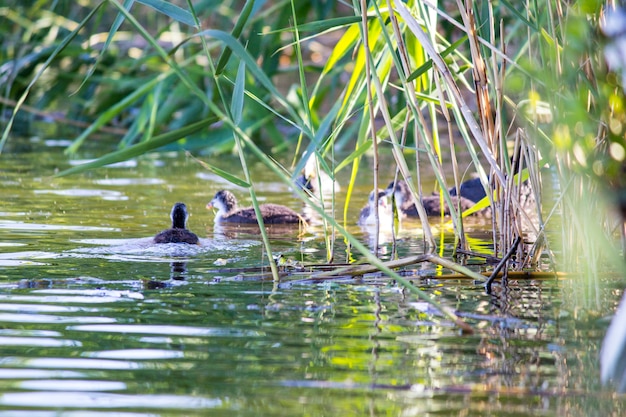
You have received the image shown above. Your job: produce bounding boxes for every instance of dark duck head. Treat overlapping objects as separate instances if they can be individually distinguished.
[153,202,199,244]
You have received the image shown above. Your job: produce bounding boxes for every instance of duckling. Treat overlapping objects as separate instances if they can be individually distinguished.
[448,176,487,204]
[207,190,304,225]
[294,152,340,197]
[154,202,199,244]
[358,189,394,226]
[385,179,477,217]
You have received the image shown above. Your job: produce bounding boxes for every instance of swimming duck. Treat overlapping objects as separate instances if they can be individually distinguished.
[358,189,394,226]
[154,202,199,244]
[207,190,304,224]
[448,176,487,204]
[385,179,477,217]
[294,152,340,197]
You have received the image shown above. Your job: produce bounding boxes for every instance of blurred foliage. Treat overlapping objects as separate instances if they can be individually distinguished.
[0,0,345,153]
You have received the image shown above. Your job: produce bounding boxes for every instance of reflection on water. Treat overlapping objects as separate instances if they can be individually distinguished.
[34,188,129,201]
[0,145,622,416]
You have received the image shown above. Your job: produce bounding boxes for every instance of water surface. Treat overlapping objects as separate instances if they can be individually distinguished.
[0,140,623,416]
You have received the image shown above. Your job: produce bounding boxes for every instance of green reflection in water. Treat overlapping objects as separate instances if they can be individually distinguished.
[0,143,622,416]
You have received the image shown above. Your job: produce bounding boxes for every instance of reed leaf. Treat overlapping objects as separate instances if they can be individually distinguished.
[55,116,217,177]
[137,0,196,27]
[215,0,255,75]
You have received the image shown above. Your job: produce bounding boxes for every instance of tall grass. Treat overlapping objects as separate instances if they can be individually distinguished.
[1,0,624,311]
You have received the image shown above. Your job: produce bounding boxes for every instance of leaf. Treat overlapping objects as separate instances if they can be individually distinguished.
[231,59,246,125]
[76,0,136,93]
[499,0,539,32]
[136,0,197,27]
[55,116,217,177]
[269,16,362,34]
[187,153,250,188]
[195,29,312,138]
[66,71,172,154]
[215,0,256,75]
[407,35,467,82]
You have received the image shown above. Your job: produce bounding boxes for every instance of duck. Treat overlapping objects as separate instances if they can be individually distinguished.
[207,190,305,225]
[385,179,478,217]
[358,189,394,226]
[294,152,340,197]
[153,202,199,244]
[448,176,487,204]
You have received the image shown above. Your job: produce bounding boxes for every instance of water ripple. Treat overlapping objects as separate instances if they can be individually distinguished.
[1,357,141,370]
[93,178,165,186]
[34,189,128,201]
[0,337,82,347]
[0,313,116,324]
[0,369,86,379]
[0,303,99,314]
[19,380,126,391]
[83,349,184,360]
[0,391,221,409]
[68,324,263,337]
[0,221,119,232]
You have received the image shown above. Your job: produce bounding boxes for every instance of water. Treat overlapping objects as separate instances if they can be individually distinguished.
[0,139,624,416]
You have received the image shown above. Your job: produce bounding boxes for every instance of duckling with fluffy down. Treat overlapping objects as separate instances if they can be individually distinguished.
[207,190,305,225]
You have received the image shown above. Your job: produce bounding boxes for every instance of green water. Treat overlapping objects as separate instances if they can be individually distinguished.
[0,139,623,416]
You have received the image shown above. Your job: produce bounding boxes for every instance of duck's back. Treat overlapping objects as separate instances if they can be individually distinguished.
[221,204,303,224]
[154,228,199,244]
[257,204,302,224]
[422,195,476,216]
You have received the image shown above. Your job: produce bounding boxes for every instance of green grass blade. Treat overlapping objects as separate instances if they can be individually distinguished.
[215,0,255,75]
[75,0,135,93]
[269,16,362,34]
[55,116,218,177]
[136,0,197,27]
[231,59,246,125]
[499,0,539,32]
[196,28,311,137]
[407,35,467,82]
[190,155,250,188]
[66,71,172,154]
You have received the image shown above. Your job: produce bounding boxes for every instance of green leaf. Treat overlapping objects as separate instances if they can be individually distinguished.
[231,59,246,125]
[215,0,255,75]
[499,0,539,32]
[136,0,197,27]
[196,29,312,138]
[55,116,217,177]
[191,158,250,188]
[407,35,467,82]
[270,16,362,34]
[66,71,172,154]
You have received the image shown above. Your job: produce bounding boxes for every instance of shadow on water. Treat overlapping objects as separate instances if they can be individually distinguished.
[0,144,623,415]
